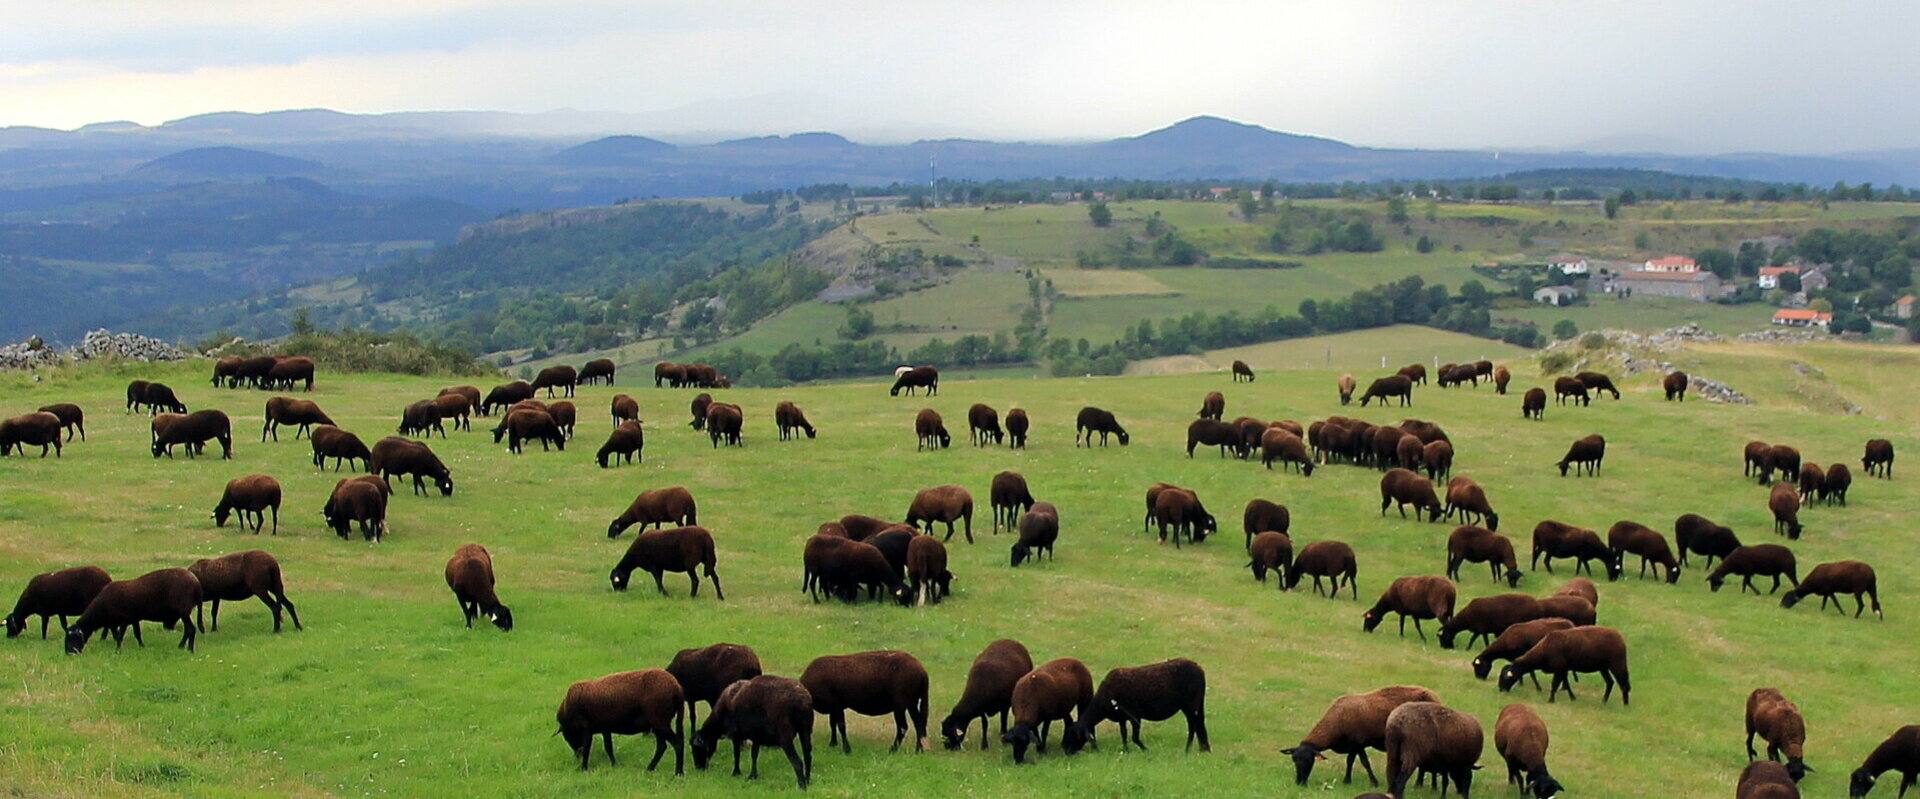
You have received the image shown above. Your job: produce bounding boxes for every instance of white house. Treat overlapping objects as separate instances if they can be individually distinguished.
[1757,265,1800,289]
[1534,286,1581,306]
[1642,255,1697,273]
[1548,255,1590,275]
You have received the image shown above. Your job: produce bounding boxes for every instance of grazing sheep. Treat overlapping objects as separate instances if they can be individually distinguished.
[1498,625,1631,704]
[1495,703,1564,798]
[1553,376,1590,406]
[532,365,578,398]
[907,484,974,543]
[1360,375,1415,407]
[1232,360,1255,382]
[547,400,577,439]
[1261,429,1315,475]
[6,565,111,639]
[1537,594,1597,627]
[126,379,151,412]
[1002,657,1095,764]
[1380,468,1445,522]
[1522,387,1547,420]
[1862,438,1896,479]
[1075,406,1129,446]
[495,408,568,453]
[611,394,641,426]
[1573,371,1620,399]
[1444,477,1501,531]
[556,669,686,773]
[1371,425,1407,467]
[212,474,282,534]
[1197,391,1225,421]
[597,421,646,467]
[141,382,188,415]
[0,412,64,457]
[1746,687,1810,781]
[1557,433,1606,476]
[913,408,951,450]
[1339,373,1358,405]
[990,471,1036,533]
[667,643,763,728]
[1438,363,1481,388]
[150,409,232,459]
[262,397,335,442]
[610,526,723,599]
[1186,419,1245,458]
[1824,463,1852,506]
[1606,521,1680,583]
[1284,685,1442,786]
[188,549,301,633]
[1423,440,1454,482]
[1011,502,1059,568]
[63,567,203,654]
[688,392,713,430]
[959,403,1002,446]
[1005,408,1029,448]
[704,402,743,447]
[425,392,471,433]
[1531,521,1621,579]
[151,414,194,457]
[1665,370,1689,401]
[36,403,84,442]
[480,380,535,414]
[803,535,909,604]
[1797,462,1826,503]
[1288,540,1358,598]
[233,356,279,389]
[688,675,815,789]
[1362,575,1456,640]
[323,476,389,541]
[906,535,953,604]
[838,514,900,542]
[443,543,512,632]
[775,401,816,440]
[1062,658,1209,754]
[655,362,686,388]
[1398,363,1428,385]
[1384,701,1484,798]
[889,365,940,396]
[1708,544,1800,594]
[1850,725,1920,799]
[264,357,316,392]
[370,436,454,496]
[1740,760,1802,799]
[1439,594,1546,650]
[1675,513,1742,568]
[578,358,617,386]
[942,639,1033,750]
[801,650,931,753]
[1153,487,1215,548]
[1447,525,1523,588]
[1769,482,1804,539]
[1471,617,1576,681]
[1242,498,1291,550]
[1246,530,1294,587]
[1782,560,1882,618]
[1554,578,1600,608]
[1395,434,1425,472]
[308,425,371,471]
[1494,367,1512,395]
[1763,445,1803,485]
[1745,440,1774,477]
[211,356,244,387]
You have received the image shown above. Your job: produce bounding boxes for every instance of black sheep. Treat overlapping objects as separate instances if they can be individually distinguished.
[1781,560,1881,618]
[444,543,512,631]
[609,526,723,600]
[1675,513,1742,568]
[64,568,203,654]
[1011,502,1059,567]
[1850,724,1920,798]
[188,550,301,633]
[150,409,232,459]
[800,650,931,753]
[1001,657,1094,764]
[689,675,815,789]
[556,669,685,773]
[941,639,1033,750]
[6,565,111,639]
[1061,658,1209,754]
[370,436,454,496]
[1074,406,1129,446]
[1709,544,1800,594]
[1497,626,1632,705]
[666,643,763,728]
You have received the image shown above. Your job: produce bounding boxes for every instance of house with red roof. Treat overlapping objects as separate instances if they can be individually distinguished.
[1642,255,1697,273]
[1757,265,1801,289]
[1894,294,1916,320]
[1771,308,1832,328]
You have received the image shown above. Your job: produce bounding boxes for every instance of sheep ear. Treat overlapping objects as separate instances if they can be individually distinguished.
[1803,765,1815,773]
[1315,753,1327,761]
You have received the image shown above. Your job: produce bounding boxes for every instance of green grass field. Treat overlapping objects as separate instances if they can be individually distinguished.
[1504,296,1777,336]
[1126,326,1533,375]
[2,351,1916,798]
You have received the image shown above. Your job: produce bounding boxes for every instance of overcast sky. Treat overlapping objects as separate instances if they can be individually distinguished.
[4,1,1917,153]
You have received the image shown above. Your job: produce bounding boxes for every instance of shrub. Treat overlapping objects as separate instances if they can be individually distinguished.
[1580,332,1608,349]
[1540,352,1575,375]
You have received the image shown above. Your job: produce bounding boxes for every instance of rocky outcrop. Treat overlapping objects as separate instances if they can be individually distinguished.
[1,329,191,369]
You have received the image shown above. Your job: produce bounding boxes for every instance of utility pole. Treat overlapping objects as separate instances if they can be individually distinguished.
[929,157,939,208]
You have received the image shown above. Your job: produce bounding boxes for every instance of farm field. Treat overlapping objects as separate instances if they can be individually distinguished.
[6,350,1914,799]
[1125,326,1532,375]
[1503,296,1777,336]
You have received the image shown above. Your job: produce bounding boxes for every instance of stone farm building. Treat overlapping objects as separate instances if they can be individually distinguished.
[1590,269,1730,301]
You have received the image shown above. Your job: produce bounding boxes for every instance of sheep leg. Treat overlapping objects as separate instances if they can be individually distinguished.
[1129,716,1145,750]
[707,570,725,601]
[1601,670,1617,703]
[210,599,224,631]
[1038,720,1050,753]
[748,742,761,778]
[890,709,908,752]
[1357,749,1379,785]
[1413,617,1427,641]
[979,716,991,750]
[132,623,144,647]
[781,741,808,789]
[180,616,196,652]
[652,570,669,596]
[730,737,743,776]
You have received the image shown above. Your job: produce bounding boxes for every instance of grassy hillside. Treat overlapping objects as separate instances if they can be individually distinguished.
[1,349,1915,798]
[1125,326,1532,375]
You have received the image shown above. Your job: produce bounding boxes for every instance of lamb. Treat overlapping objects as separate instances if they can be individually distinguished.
[1197,391,1225,421]
[578,358,617,386]
[1471,617,1576,681]
[595,420,646,467]
[1862,438,1896,478]
[1232,360,1255,382]
[688,674,815,789]
[801,650,931,753]
[443,543,512,632]
[141,382,188,415]
[1005,408,1029,448]
[1260,428,1315,475]
[889,365,940,396]
[688,392,713,430]
[323,476,389,541]
[188,549,301,633]
[1531,520,1621,579]
[149,409,232,459]
[1287,540,1358,598]
[942,639,1033,750]
[906,535,953,604]
[1362,575,1456,640]
[556,669,685,773]
[1494,366,1512,394]
[212,474,282,534]
[1439,593,1547,650]
[1553,376,1590,406]
[1001,657,1094,764]
[1383,701,1484,798]
[36,403,84,441]
[370,436,454,496]
[1446,525,1523,587]
[1153,486,1215,548]
[1740,761,1802,799]
[262,398,336,443]
[1247,531,1294,587]
[906,484,974,543]
[990,470,1035,532]
[1522,387,1547,419]
[1444,476,1501,531]
[1360,375,1415,406]
[775,401,816,440]
[1339,373,1357,405]
[1781,560,1881,618]
[1497,625,1631,705]
[1675,513,1742,568]
[1187,418,1246,458]
[308,425,371,471]
[6,565,111,639]
[63,567,203,654]
[1665,370,1690,401]
[1746,687,1810,782]
[1379,468,1445,522]
[479,380,535,414]
[1769,482,1805,539]
[1283,685,1442,786]
[803,535,909,604]
[1557,433,1606,476]
[1824,463,1852,505]
[1708,544,1800,594]
[495,408,567,453]
[705,402,743,447]
[531,364,578,398]
[0,412,65,457]
[609,525,723,599]
[666,643,763,728]
[1495,703,1564,798]
[1011,502,1059,568]
[1061,658,1209,754]
[547,400,577,439]
[1607,521,1681,583]
[1423,440,1454,482]
[611,393,641,426]
[1849,725,1920,799]
[1075,406,1129,446]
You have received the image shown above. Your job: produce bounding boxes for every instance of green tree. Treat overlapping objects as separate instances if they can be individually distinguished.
[1778,272,1803,293]
[1552,319,1579,340]
[837,305,875,340]
[1810,297,1834,313]
[1416,235,1435,254]
[1386,196,1409,223]
[1604,195,1621,219]
[1873,255,1913,288]
[1458,280,1489,306]
[1634,230,1652,250]
[1695,248,1737,279]
[290,307,316,336]
[1238,197,1259,220]
[1088,201,1113,228]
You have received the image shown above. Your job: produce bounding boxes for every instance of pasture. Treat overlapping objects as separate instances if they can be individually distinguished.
[0,355,1915,798]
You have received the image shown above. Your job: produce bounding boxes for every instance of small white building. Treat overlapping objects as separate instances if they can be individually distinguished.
[1642,255,1698,273]
[1534,285,1581,306]
[1757,265,1800,289]
[1548,255,1590,275]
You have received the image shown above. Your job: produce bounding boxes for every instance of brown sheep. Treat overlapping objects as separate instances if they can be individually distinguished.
[1061,658,1209,754]
[1769,481,1804,539]
[704,402,743,447]
[963,403,1003,446]
[323,476,389,541]
[1798,462,1825,503]
[611,393,641,426]
[1339,373,1358,405]
[1557,433,1606,476]
[63,567,203,654]
[1824,463,1852,506]
[1262,428,1315,475]
[1862,438,1896,478]
[1438,363,1480,388]
[1186,418,1245,458]
[1153,487,1215,548]
[1284,685,1442,786]
[1423,440,1454,482]
[211,355,244,387]
[1850,725,1920,798]
[545,400,577,440]
[914,408,951,450]
[556,669,685,773]
[263,396,334,441]
[906,535,953,604]
[1554,578,1600,609]
[1232,416,1267,456]
[1362,575,1456,640]
[480,380,534,414]
[1522,387,1547,419]
[1531,520,1621,579]
[429,392,471,432]
[1471,617,1576,681]
[1746,440,1774,477]
[212,474,282,534]
[596,421,645,467]
[990,470,1036,532]
[6,565,111,639]
[1747,687,1810,781]
[1288,540,1358,598]
[666,643,762,728]
[1243,498,1291,550]
[151,414,192,456]
[495,408,567,453]
[889,365,940,396]
[1247,531,1293,587]
[370,436,454,496]
[1360,375,1415,407]
[1197,391,1226,421]
[1002,657,1094,764]
[1372,425,1408,467]
[1538,594,1597,626]
[907,484,974,543]
[688,392,713,430]
[1675,513,1742,568]
[1438,593,1545,649]
[774,400,816,440]
[308,425,371,471]
[1395,434,1425,472]
[440,385,483,415]
[1444,476,1501,531]
[0,412,64,458]
[1739,761,1801,799]
[803,535,909,604]
[688,675,814,788]
[1495,703,1564,798]
[1665,370,1690,401]
[654,362,686,388]
[1553,376,1590,406]
[1398,363,1428,385]
[532,364,578,398]
[398,399,446,438]
[265,356,315,392]
[150,409,232,459]
[610,525,723,599]
[1781,560,1881,618]
[1005,408,1029,448]
[1494,366,1512,395]
[1447,525,1524,588]
[1575,370,1621,399]
[942,639,1033,750]
[1607,521,1680,583]
[141,381,189,415]
[578,358,617,386]
[1763,444,1803,485]
[1384,701,1484,798]
[188,549,301,633]
[1709,544,1801,594]
[1379,468,1445,522]
[1399,418,1450,445]
[1075,406,1129,446]
[1011,503,1059,567]
[838,514,899,542]
[444,543,512,631]
[801,650,931,753]
[36,403,84,441]
[1497,625,1631,704]
[1232,360,1255,382]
